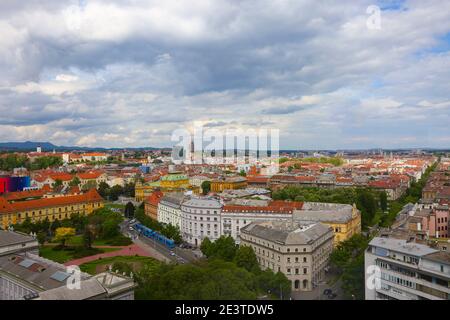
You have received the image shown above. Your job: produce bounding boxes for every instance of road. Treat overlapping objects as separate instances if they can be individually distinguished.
[291,273,345,300]
[120,219,199,265]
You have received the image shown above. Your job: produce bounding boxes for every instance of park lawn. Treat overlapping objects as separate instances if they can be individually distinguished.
[51,234,132,247]
[79,255,160,275]
[39,245,119,263]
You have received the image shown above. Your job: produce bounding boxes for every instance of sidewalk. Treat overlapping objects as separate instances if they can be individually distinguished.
[133,237,171,263]
[291,274,344,300]
[63,244,153,266]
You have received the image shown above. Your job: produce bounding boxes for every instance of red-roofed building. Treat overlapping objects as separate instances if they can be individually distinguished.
[246,176,269,187]
[368,179,403,200]
[221,200,303,242]
[81,153,108,162]
[0,189,104,229]
[144,190,164,221]
[76,171,107,188]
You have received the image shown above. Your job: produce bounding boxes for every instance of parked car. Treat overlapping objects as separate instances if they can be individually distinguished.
[323,289,332,296]
[327,293,337,299]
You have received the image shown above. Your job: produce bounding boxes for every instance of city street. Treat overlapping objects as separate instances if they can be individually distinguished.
[291,274,346,301]
[120,219,199,264]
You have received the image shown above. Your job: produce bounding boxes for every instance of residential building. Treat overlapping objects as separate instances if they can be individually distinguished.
[0,230,39,257]
[77,171,107,189]
[157,192,186,228]
[0,189,104,229]
[189,175,211,188]
[135,171,193,202]
[221,200,303,243]
[144,190,163,221]
[293,202,361,245]
[0,252,135,300]
[365,237,450,300]
[181,198,222,247]
[160,172,190,189]
[240,221,334,292]
[81,153,108,162]
[211,177,247,192]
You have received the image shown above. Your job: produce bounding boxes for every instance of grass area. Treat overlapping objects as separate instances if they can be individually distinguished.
[49,234,132,247]
[79,255,160,275]
[104,203,126,210]
[39,245,119,263]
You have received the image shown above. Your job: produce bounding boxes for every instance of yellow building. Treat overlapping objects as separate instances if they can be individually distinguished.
[135,172,191,202]
[211,177,248,192]
[160,172,189,189]
[0,189,104,229]
[135,182,156,202]
[294,203,361,246]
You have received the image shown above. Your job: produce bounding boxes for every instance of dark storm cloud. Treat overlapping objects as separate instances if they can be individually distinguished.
[0,0,449,148]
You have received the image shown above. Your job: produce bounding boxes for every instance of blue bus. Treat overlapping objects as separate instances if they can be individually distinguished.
[133,223,175,249]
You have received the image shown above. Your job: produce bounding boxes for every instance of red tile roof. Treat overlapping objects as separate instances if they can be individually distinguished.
[145,190,164,206]
[77,172,103,180]
[222,200,303,214]
[49,173,73,182]
[0,189,103,215]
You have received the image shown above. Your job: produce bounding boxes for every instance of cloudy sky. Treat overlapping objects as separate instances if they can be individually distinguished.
[0,0,449,149]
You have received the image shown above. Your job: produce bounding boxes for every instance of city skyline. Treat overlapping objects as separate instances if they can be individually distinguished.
[1,1,450,149]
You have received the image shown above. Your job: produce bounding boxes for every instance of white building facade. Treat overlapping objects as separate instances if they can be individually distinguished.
[365,237,450,300]
[240,221,334,292]
[181,198,222,247]
[157,193,185,228]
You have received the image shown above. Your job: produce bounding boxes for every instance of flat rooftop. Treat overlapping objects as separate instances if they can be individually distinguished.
[369,237,438,257]
[0,230,37,248]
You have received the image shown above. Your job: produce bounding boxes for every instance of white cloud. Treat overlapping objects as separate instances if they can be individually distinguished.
[0,0,450,148]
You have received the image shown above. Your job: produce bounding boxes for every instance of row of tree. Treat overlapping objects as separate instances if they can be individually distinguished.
[13,207,130,247]
[329,234,370,300]
[134,207,183,244]
[0,154,63,171]
[112,235,291,300]
[97,182,135,201]
[272,186,386,228]
[200,236,292,299]
[279,156,344,166]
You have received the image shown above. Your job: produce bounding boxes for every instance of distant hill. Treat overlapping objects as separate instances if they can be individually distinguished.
[0,141,59,151]
[0,141,168,152]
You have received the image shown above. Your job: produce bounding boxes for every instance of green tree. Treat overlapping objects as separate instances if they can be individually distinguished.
[124,202,135,219]
[356,189,377,225]
[97,181,110,198]
[52,179,63,189]
[109,185,124,201]
[123,182,136,197]
[69,176,81,187]
[201,181,211,195]
[234,245,259,272]
[201,236,238,261]
[379,191,388,212]
[36,231,47,245]
[83,226,95,249]
[54,227,75,247]
[82,180,97,191]
[330,234,369,299]
[200,237,213,257]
